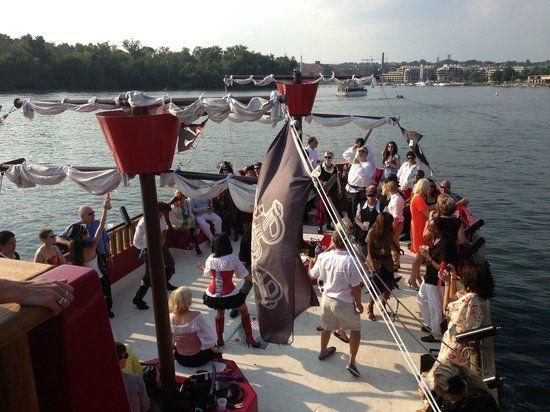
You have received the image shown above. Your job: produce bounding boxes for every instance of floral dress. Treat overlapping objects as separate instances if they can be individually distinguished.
[425,291,486,388]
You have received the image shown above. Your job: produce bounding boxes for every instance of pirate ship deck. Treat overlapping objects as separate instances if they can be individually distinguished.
[0,68,498,411]
[109,228,428,411]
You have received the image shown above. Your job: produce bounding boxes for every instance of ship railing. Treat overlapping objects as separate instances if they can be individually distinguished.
[0,260,54,411]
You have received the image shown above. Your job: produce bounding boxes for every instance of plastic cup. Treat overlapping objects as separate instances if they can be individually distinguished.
[217,398,227,412]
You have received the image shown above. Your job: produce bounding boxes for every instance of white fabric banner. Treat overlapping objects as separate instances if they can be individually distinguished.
[22,96,119,120]
[305,114,396,131]
[160,173,256,213]
[20,91,283,126]
[223,72,375,87]
[4,164,127,195]
[167,92,282,126]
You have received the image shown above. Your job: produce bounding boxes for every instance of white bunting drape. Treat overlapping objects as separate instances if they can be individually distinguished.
[20,90,284,126]
[223,72,376,87]
[3,164,128,195]
[167,91,282,125]
[305,114,397,130]
[160,173,256,213]
[21,96,120,120]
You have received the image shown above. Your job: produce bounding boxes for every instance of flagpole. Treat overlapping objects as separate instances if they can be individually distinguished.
[292,69,303,142]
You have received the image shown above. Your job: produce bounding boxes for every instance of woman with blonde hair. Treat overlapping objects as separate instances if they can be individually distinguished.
[409,178,432,289]
[169,286,222,367]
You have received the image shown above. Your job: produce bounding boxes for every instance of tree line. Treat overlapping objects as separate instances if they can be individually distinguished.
[0,34,298,91]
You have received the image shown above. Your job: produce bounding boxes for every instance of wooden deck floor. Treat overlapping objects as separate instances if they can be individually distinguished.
[110,235,436,412]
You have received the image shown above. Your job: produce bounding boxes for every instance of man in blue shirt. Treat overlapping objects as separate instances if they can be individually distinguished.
[189,197,222,243]
[58,204,114,317]
[439,180,469,206]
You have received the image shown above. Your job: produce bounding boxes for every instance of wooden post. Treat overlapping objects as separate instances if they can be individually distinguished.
[292,69,303,142]
[133,106,176,393]
[138,174,175,392]
[0,335,40,411]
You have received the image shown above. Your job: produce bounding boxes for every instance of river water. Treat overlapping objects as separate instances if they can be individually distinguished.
[1,85,548,410]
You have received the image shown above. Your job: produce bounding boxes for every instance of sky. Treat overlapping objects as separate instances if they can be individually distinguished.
[2,0,549,63]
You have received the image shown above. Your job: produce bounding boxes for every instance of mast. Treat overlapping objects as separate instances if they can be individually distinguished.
[133,106,176,392]
[292,69,303,141]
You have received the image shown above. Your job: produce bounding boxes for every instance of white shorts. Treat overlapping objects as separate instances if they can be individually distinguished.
[320,295,361,332]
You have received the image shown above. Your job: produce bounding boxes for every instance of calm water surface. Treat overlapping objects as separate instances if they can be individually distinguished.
[1,86,549,410]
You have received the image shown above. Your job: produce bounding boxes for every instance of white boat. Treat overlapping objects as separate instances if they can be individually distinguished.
[415,81,434,87]
[336,84,367,97]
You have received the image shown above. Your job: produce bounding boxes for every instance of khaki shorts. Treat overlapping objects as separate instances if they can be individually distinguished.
[320,295,361,332]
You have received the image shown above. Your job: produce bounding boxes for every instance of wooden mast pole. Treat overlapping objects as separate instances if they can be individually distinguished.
[292,69,303,141]
[133,106,176,393]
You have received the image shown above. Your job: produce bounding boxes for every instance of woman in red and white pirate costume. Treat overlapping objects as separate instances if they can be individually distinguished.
[201,233,260,348]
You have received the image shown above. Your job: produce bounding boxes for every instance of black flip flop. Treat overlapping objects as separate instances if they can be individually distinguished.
[318,346,336,360]
[333,331,350,343]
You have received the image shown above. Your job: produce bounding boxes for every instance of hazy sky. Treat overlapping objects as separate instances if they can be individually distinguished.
[3,0,549,62]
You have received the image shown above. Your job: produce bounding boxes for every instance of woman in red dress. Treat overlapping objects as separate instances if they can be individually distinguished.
[201,233,260,348]
[409,178,432,289]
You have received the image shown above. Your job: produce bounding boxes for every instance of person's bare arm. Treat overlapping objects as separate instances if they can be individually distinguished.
[56,246,66,265]
[34,248,45,263]
[351,285,363,314]
[0,278,74,315]
[93,199,111,245]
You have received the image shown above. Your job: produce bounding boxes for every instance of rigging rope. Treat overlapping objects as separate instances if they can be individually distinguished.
[288,118,442,412]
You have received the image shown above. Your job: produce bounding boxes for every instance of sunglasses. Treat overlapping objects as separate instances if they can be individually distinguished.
[87,211,95,216]
[47,235,56,239]
[407,157,414,160]
[324,156,333,159]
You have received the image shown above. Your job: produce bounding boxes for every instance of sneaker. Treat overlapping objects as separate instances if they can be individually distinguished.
[167,283,178,291]
[346,364,360,377]
[132,297,149,310]
[229,308,239,318]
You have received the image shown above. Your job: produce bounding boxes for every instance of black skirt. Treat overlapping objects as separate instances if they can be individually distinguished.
[372,266,396,294]
[175,349,221,368]
[203,291,246,310]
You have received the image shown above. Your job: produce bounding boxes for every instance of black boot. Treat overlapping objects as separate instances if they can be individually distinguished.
[194,244,202,255]
[133,286,149,310]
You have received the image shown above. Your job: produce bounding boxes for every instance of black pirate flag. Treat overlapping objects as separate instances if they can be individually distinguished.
[252,122,319,344]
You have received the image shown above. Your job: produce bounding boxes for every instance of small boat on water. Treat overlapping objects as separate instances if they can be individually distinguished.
[336,83,367,97]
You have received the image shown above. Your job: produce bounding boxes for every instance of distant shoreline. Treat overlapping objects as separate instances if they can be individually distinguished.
[1,83,548,95]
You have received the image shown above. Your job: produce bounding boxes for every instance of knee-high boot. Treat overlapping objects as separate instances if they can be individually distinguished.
[241,315,261,348]
[215,317,225,347]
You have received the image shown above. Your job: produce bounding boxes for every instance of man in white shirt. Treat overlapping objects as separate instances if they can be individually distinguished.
[344,146,375,219]
[310,230,364,377]
[304,136,319,168]
[342,137,376,169]
[132,202,177,310]
[385,180,405,267]
[189,198,222,242]
[396,151,420,201]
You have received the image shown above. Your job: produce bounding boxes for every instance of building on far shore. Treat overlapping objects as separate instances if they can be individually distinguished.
[420,65,436,81]
[302,61,334,77]
[527,75,550,84]
[436,64,464,83]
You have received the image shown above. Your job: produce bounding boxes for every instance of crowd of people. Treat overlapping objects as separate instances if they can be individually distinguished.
[0,134,497,411]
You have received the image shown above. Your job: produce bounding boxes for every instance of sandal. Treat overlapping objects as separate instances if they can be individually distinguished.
[408,279,419,291]
[318,346,336,361]
[367,306,375,321]
[333,331,350,343]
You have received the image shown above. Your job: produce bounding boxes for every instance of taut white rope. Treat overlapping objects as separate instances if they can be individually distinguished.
[288,119,441,412]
